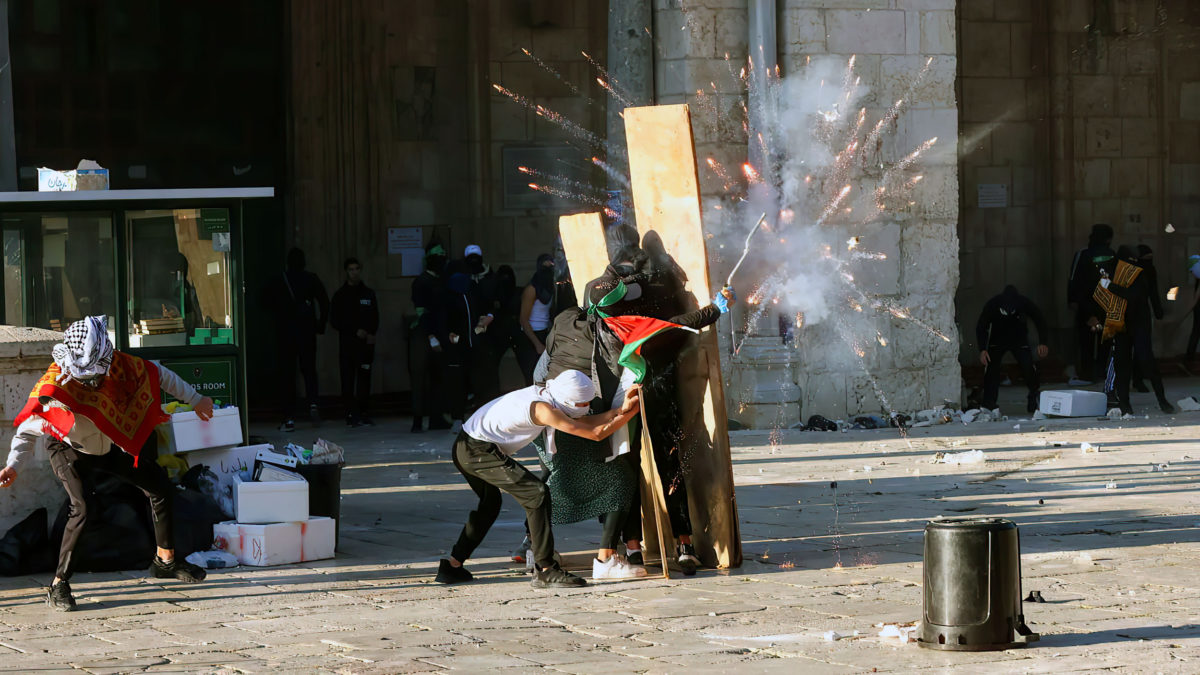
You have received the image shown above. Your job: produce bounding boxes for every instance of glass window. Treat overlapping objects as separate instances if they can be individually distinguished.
[0,211,116,335]
[126,208,233,348]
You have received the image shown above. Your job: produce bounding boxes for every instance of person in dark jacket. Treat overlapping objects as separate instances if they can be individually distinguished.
[976,285,1048,413]
[463,244,502,406]
[331,258,380,427]
[1102,246,1175,414]
[1130,245,1162,393]
[268,247,329,433]
[491,265,522,391]
[1066,224,1116,384]
[409,242,451,433]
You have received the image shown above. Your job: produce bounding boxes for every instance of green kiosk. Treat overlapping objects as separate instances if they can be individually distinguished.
[0,187,273,435]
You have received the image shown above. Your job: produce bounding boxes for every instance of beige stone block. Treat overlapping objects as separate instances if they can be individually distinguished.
[896,0,955,9]
[1181,82,1200,121]
[961,21,1011,77]
[1092,198,1122,226]
[782,8,826,53]
[1084,118,1122,157]
[826,10,907,55]
[653,9,687,60]
[659,6,716,58]
[990,122,1034,165]
[530,28,591,61]
[1050,0,1090,33]
[961,207,985,249]
[1072,199,1094,230]
[1011,167,1035,207]
[959,122,993,166]
[656,58,688,97]
[920,11,955,55]
[1073,75,1115,115]
[1010,22,1032,76]
[1118,118,1156,156]
[715,8,748,56]
[880,55,956,109]
[1077,159,1111,197]
[1171,122,1200,162]
[1112,158,1149,198]
[995,0,1032,22]
[787,0,889,8]
[960,0,994,21]
[905,10,921,54]
[961,77,1025,122]
[490,99,528,142]
[1117,76,1152,117]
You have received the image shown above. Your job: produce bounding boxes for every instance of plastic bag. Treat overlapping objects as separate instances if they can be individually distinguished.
[186,550,239,569]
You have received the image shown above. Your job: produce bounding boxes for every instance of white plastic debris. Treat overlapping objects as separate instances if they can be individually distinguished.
[877,623,918,644]
[823,630,859,642]
[408,471,420,480]
[1166,223,1176,233]
[1178,397,1200,412]
[1080,442,1099,454]
[939,449,986,465]
[186,550,240,569]
[1105,480,1118,489]
[1074,552,1093,565]
[1013,424,1021,431]
[1107,408,1123,420]
[1032,410,1047,420]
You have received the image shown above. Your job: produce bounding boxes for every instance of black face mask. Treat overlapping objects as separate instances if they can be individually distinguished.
[425,255,446,273]
[466,255,484,274]
[611,263,637,278]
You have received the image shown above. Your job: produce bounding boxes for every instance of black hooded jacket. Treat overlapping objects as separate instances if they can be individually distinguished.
[976,286,1047,348]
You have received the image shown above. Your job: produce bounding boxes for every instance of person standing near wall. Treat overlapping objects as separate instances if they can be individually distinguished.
[331,258,379,427]
[516,254,556,386]
[976,285,1048,413]
[268,248,329,433]
[409,242,451,433]
[463,245,501,405]
[1066,224,1115,385]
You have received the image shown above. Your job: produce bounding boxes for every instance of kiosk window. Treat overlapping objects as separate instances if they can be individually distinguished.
[0,211,116,333]
[126,208,233,347]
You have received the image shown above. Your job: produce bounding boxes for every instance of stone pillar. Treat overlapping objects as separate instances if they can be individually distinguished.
[606,0,654,181]
[0,327,64,527]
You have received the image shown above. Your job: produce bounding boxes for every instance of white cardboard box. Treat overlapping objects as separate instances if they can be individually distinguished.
[1039,390,1107,417]
[161,406,243,454]
[182,444,270,493]
[234,477,308,524]
[212,517,335,566]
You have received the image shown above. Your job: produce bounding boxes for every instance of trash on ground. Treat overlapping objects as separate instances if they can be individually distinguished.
[1023,590,1046,603]
[1105,480,1119,489]
[186,550,240,569]
[1107,408,1123,420]
[1081,442,1099,453]
[1178,397,1200,412]
[877,623,918,643]
[937,449,986,465]
[1074,552,1094,565]
[824,630,860,641]
[1032,410,1047,420]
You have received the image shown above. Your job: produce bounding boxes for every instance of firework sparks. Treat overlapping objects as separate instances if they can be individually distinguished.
[520,47,582,97]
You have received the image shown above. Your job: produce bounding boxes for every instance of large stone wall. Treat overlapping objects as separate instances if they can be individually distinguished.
[0,328,65,527]
[654,0,962,423]
[957,0,1200,369]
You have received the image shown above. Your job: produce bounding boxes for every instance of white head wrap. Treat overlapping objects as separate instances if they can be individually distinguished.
[544,370,596,419]
[51,316,114,385]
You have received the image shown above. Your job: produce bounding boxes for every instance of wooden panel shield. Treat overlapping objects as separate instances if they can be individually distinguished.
[623,104,742,569]
[557,212,608,305]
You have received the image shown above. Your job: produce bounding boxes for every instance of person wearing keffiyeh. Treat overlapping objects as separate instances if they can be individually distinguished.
[0,316,215,612]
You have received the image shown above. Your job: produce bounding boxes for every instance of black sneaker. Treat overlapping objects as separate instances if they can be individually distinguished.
[531,563,587,589]
[279,419,295,433]
[626,550,644,566]
[150,556,207,583]
[677,543,700,576]
[359,416,375,427]
[46,581,75,612]
[435,559,474,584]
[410,417,424,433]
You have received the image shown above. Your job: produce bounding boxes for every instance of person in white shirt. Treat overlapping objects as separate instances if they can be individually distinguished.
[0,316,214,611]
[435,370,640,589]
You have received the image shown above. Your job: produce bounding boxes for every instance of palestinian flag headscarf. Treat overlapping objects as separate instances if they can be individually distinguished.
[588,281,697,383]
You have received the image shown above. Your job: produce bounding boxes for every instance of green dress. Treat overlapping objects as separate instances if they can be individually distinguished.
[533,431,635,525]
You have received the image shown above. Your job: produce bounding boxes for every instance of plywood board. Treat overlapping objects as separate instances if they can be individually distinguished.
[638,402,673,579]
[557,212,608,304]
[624,103,742,569]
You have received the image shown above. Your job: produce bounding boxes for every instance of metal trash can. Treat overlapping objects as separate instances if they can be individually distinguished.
[296,462,344,551]
[918,517,1039,651]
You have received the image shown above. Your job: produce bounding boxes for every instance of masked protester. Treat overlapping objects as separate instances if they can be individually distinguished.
[976,285,1049,413]
[443,271,478,428]
[1097,246,1175,414]
[267,248,329,432]
[435,371,641,589]
[409,242,451,433]
[0,317,212,611]
[491,265,522,391]
[330,257,379,427]
[1066,224,1116,385]
[461,244,502,406]
[1129,245,1162,394]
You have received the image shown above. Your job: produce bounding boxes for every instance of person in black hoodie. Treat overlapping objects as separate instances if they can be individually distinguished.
[975,285,1048,413]
[1066,224,1116,384]
[409,242,451,433]
[331,258,380,427]
[1129,245,1162,393]
[267,248,329,433]
[1102,246,1174,414]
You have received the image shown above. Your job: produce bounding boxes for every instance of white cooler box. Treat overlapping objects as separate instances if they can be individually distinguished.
[234,477,308,524]
[213,517,335,566]
[1039,390,1107,417]
[161,407,243,454]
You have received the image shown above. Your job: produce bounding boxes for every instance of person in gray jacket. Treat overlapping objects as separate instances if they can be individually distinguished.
[0,316,212,611]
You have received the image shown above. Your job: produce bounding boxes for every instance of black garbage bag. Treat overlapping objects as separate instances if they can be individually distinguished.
[0,507,53,575]
[171,487,226,559]
[51,474,155,573]
[803,415,838,432]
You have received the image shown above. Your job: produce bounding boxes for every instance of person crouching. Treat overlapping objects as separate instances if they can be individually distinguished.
[436,370,640,589]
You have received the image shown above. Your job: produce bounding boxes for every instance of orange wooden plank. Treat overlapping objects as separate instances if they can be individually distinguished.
[557,212,609,304]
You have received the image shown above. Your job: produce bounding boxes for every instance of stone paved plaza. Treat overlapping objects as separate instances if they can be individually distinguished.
[1,383,1199,673]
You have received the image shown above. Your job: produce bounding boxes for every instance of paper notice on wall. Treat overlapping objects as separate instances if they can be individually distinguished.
[212,232,231,252]
[400,248,424,276]
[387,227,423,254]
[978,183,1008,208]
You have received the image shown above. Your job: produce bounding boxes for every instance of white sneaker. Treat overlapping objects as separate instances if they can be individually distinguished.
[593,554,649,580]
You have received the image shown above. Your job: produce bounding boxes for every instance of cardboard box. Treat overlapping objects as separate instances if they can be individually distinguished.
[37,161,110,191]
[181,444,268,494]
[300,516,336,562]
[235,476,308,524]
[162,406,243,454]
[1039,390,1107,417]
[213,517,335,566]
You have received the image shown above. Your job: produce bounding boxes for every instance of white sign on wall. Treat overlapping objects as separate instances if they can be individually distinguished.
[977,183,1008,209]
